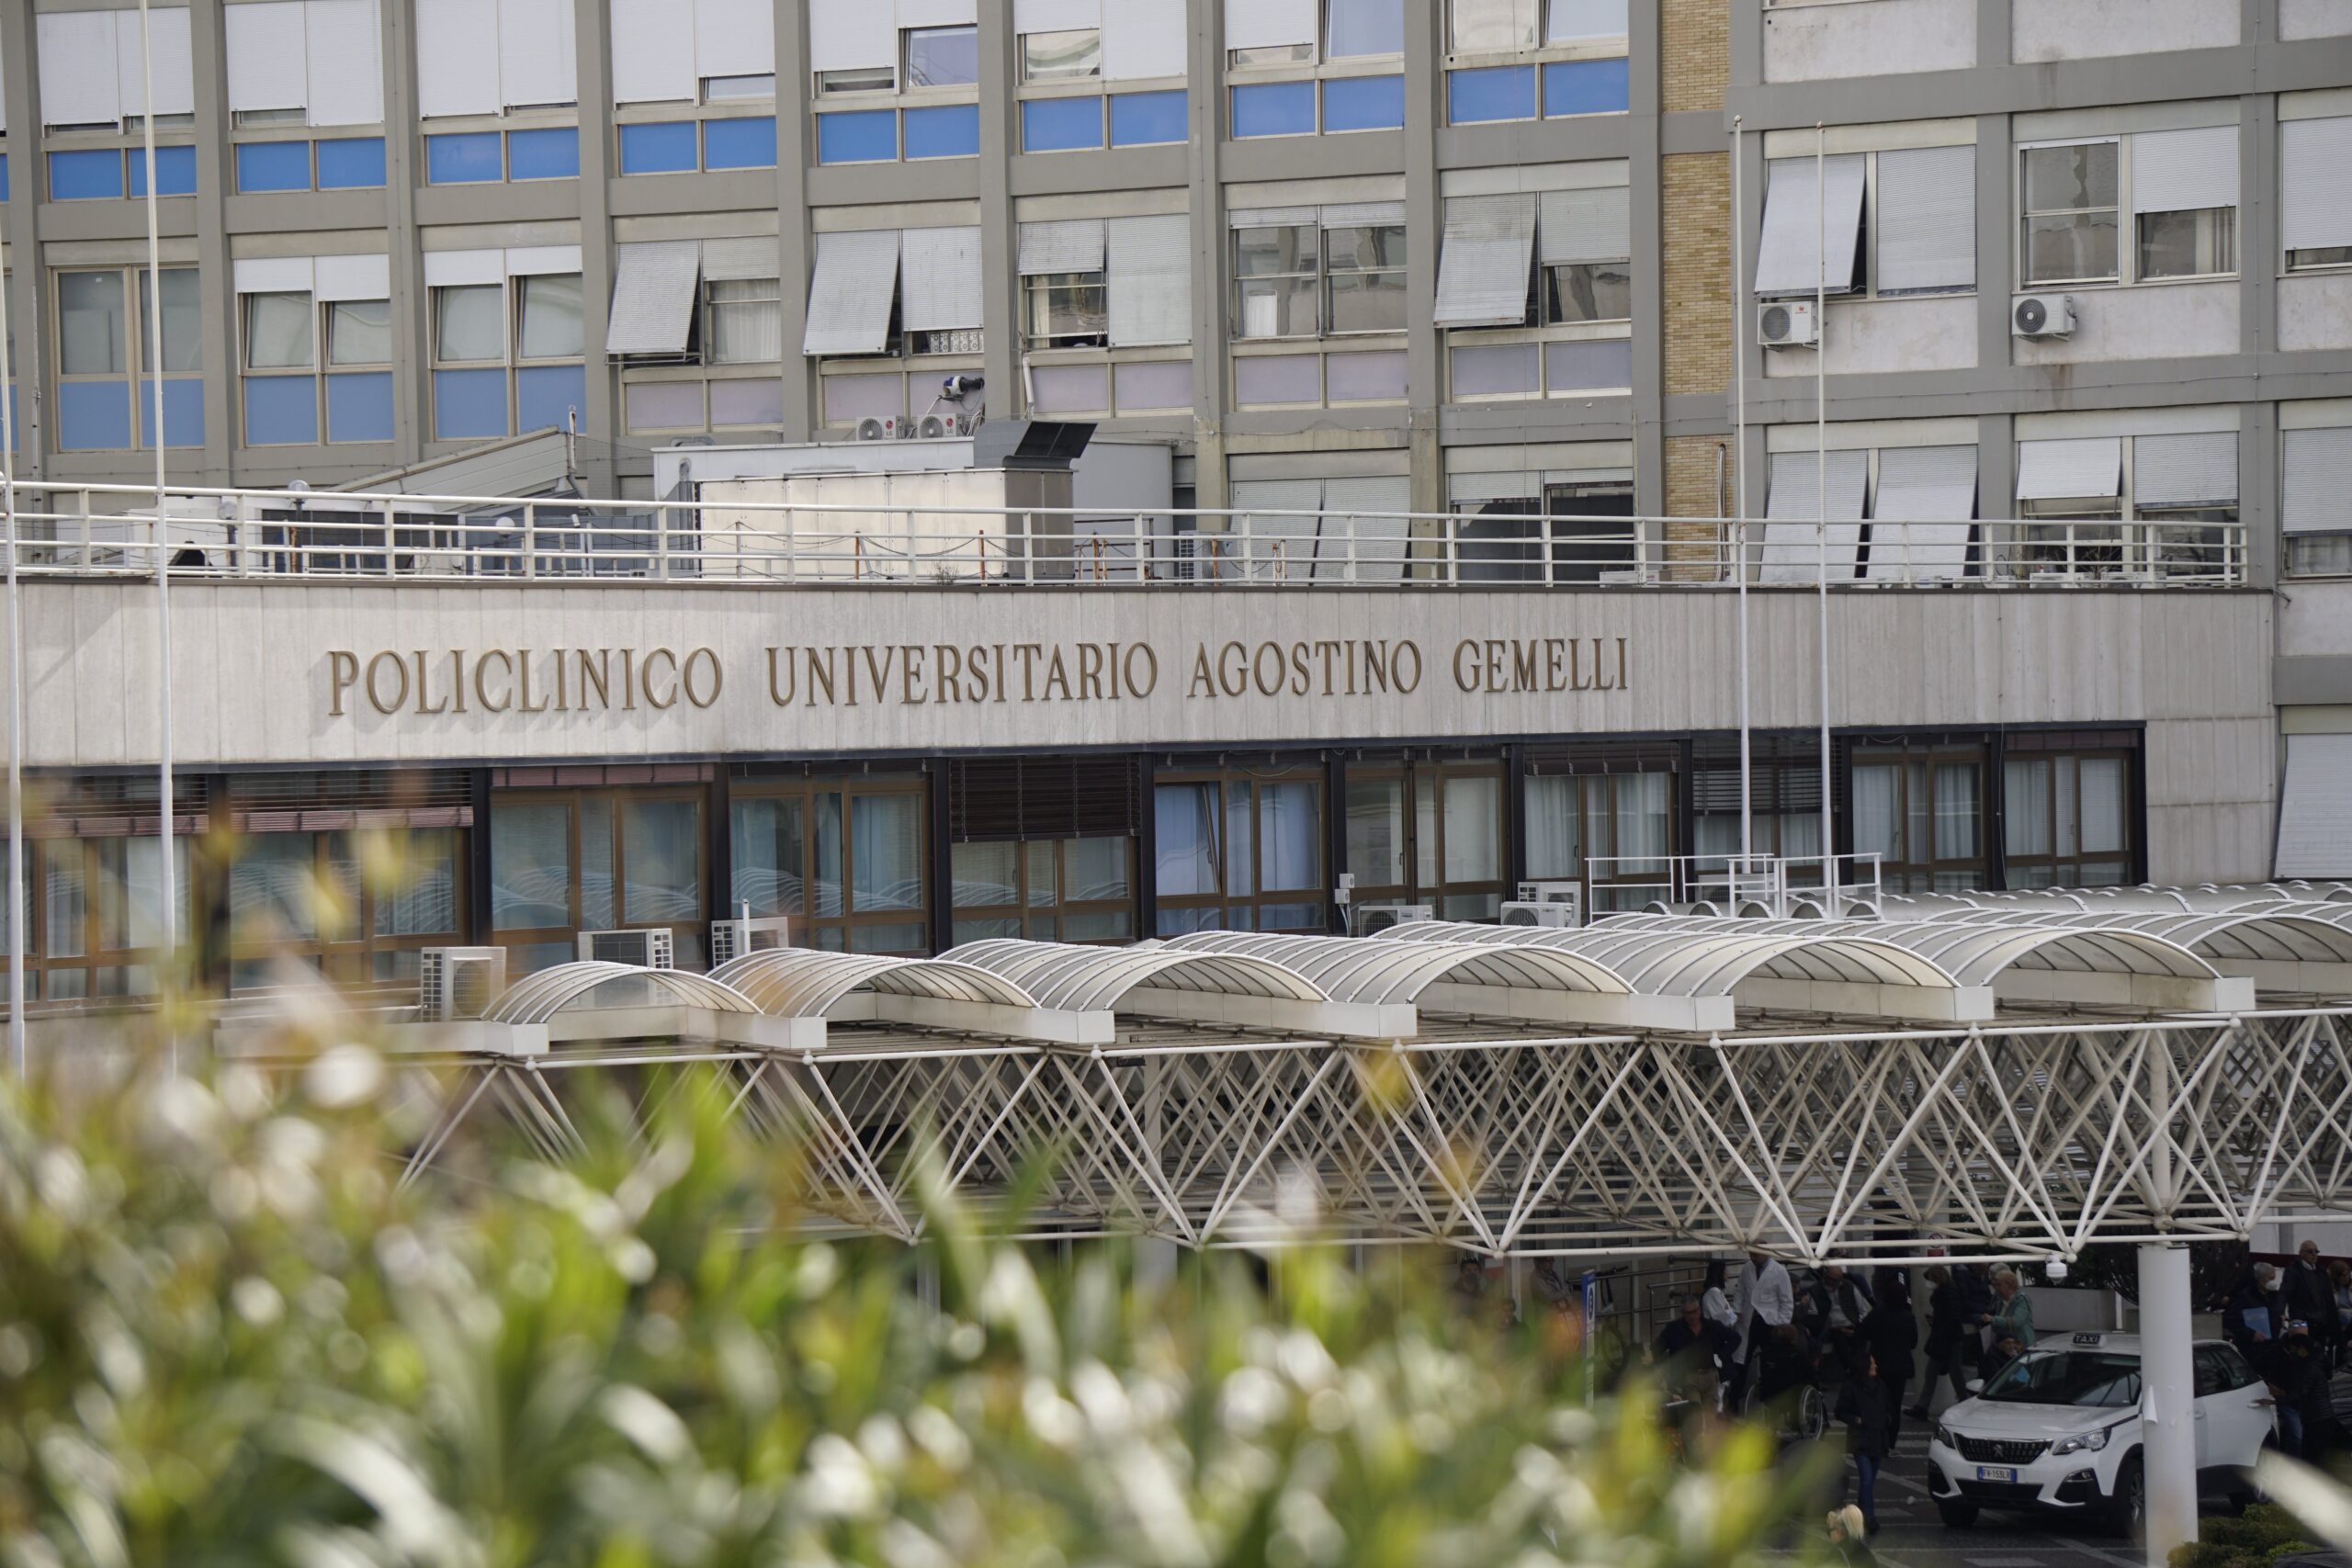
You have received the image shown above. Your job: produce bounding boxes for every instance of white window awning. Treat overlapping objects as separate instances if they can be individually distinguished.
[2283,118,2352,254]
[2131,125,2238,215]
[899,226,984,334]
[2132,431,2238,509]
[1539,186,1631,265]
[1434,194,1536,327]
[606,241,703,357]
[1754,154,1865,299]
[1761,448,1869,582]
[1875,144,1974,294]
[802,229,902,357]
[2284,427,2352,535]
[1866,445,1977,581]
[1106,214,1192,347]
[1017,219,1105,276]
[2016,437,2121,502]
[2278,735,2352,880]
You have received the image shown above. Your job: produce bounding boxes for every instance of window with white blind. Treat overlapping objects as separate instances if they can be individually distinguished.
[2282,117,2352,273]
[1437,181,1634,402]
[235,254,395,446]
[425,248,588,444]
[1016,214,1195,420]
[1754,142,1977,302]
[2284,424,2352,578]
[1225,0,1407,138]
[1761,443,1980,584]
[806,225,985,430]
[2018,126,2238,288]
[2014,429,2238,579]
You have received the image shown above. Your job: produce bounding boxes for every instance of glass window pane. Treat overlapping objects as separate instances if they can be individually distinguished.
[850,793,922,912]
[58,271,128,376]
[952,840,1019,908]
[1850,764,1900,863]
[1522,774,1582,880]
[2022,141,2118,212]
[1325,268,1406,333]
[1224,780,1256,897]
[328,299,391,366]
[1934,761,1980,861]
[139,269,203,372]
[492,801,572,931]
[1153,783,1220,898]
[1063,837,1130,903]
[2022,211,2118,285]
[244,292,314,370]
[435,284,505,362]
[1451,0,1535,51]
[619,798,700,924]
[1442,774,1501,883]
[43,845,87,958]
[1346,776,1407,888]
[2137,207,2234,279]
[1545,261,1632,323]
[1022,28,1102,80]
[1023,840,1056,908]
[2080,757,2127,855]
[1259,781,1320,893]
[906,25,979,86]
[708,277,785,364]
[519,273,585,360]
[580,797,615,929]
[1236,225,1320,277]
[730,795,806,917]
[231,834,318,945]
[2004,759,2052,859]
[1329,0,1406,56]
[373,829,458,938]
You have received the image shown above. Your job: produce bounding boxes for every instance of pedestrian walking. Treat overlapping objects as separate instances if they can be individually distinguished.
[1866,1267,1918,1441]
[1915,1265,1963,1417]
[1836,1351,1894,1536]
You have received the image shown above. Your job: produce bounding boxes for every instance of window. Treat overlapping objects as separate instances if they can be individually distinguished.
[1438,186,1634,401]
[1444,477,1637,581]
[1444,0,1628,124]
[1232,212,1408,338]
[1754,144,1977,303]
[1234,225,1320,339]
[1326,225,1409,333]
[1849,740,1985,893]
[245,294,314,370]
[1224,0,1404,136]
[1027,272,1110,347]
[1691,736,1826,877]
[907,26,979,87]
[706,73,776,100]
[1023,29,1102,81]
[951,839,1135,944]
[1522,750,1677,913]
[519,274,585,361]
[2012,433,2239,581]
[492,788,707,972]
[2002,740,2135,888]
[2283,424,2351,578]
[729,776,929,955]
[1343,760,1508,922]
[707,277,784,364]
[1154,768,1326,935]
[0,774,194,1003]
[426,127,582,185]
[2283,118,2352,272]
[430,263,588,442]
[436,285,504,363]
[231,828,465,990]
[232,137,389,193]
[2020,129,2238,288]
[820,66,896,96]
[55,265,201,450]
[618,116,778,175]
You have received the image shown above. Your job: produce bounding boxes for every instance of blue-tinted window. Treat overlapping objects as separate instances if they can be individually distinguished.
[433,367,507,440]
[316,137,387,189]
[617,121,697,175]
[1447,64,1536,124]
[235,141,313,193]
[1323,74,1405,132]
[58,382,131,450]
[816,109,897,164]
[141,378,204,448]
[0,154,10,203]
[1231,81,1317,139]
[1109,90,1186,146]
[50,150,124,201]
[903,104,980,159]
[1021,96,1104,153]
[516,364,586,434]
[426,131,503,185]
[243,376,319,446]
[703,116,777,170]
[326,371,395,443]
[507,127,580,181]
[127,145,197,197]
[1543,57,1629,117]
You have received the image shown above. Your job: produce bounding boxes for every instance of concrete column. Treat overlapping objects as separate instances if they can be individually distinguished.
[2136,1243,2198,1566]
[1186,0,1230,512]
[773,0,815,440]
[1402,1,1442,519]
[977,0,1020,428]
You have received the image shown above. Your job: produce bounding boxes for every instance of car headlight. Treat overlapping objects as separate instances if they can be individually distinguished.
[1935,1423,1957,1450]
[2050,1424,2118,1457]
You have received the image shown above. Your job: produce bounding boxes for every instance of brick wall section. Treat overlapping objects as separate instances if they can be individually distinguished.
[1660,0,1728,113]
[1662,152,1731,402]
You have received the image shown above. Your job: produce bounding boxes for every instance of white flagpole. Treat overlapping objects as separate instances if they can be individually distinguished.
[0,238,20,1074]
[1733,117,1751,866]
[138,0,177,1044]
[1815,124,1834,908]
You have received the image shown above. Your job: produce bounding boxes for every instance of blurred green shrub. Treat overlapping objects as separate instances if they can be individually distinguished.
[1,1049,1826,1567]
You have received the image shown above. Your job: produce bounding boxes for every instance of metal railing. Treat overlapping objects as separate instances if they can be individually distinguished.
[1585,852,1886,919]
[0,480,2253,591]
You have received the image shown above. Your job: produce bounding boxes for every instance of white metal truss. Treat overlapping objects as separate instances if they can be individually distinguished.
[383,1008,2352,1261]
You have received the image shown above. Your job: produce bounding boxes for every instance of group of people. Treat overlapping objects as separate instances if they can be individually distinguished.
[1650,1254,2041,1537]
[2223,1241,2352,1457]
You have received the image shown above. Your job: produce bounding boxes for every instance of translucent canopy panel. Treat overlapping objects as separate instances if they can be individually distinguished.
[1389,920,1991,1025]
[710,947,1113,1044]
[1860,904,2352,998]
[479,960,811,1049]
[940,939,1409,1039]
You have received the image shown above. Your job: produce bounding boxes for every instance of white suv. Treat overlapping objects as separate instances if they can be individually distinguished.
[1927,1332,2275,1536]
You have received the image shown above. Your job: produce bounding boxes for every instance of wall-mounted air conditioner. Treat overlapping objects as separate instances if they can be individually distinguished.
[1354,903,1434,937]
[418,946,508,1021]
[1515,881,1581,906]
[1758,299,1818,347]
[1500,901,1577,929]
[2011,293,2075,339]
[710,913,792,967]
[577,928,676,968]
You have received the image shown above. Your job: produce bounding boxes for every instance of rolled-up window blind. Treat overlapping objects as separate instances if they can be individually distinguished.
[1017,220,1106,275]
[2131,432,2238,508]
[2283,427,2352,535]
[1106,215,1192,346]
[1538,186,1631,265]
[2282,118,2352,254]
[2130,125,2238,214]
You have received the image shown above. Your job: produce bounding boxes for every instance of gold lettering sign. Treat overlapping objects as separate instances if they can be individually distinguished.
[323,638,1632,719]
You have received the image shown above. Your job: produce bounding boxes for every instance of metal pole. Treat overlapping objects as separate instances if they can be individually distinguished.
[2136,1242,2198,1564]
[138,0,177,1045]
[0,237,20,1075]
[1814,125,1833,908]
[1732,117,1752,864]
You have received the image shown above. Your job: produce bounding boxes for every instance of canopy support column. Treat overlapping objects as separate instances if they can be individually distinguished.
[2137,1242,2198,1566]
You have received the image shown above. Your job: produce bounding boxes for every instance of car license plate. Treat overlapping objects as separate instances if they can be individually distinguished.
[1976,1466,2018,1483]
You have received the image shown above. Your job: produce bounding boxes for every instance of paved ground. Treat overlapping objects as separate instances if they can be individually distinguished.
[1773,1423,2210,1568]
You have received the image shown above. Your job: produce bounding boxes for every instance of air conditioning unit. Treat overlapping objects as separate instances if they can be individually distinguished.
[854,416,893,441]
[1500,901,1577,929]
[709,913,792,967]
[917,414,950,439]
[576,928,676,968]
[418,946,508,1021]
[1354,903,1434,937]
[1757,299,1818,348]
[2011,293,2075,339]
[1515,881,1581,906]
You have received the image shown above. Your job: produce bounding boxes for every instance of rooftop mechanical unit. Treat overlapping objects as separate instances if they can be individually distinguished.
[1501,901,1580,929]
[709,912,793,967]
[1354,903,1434,938]
[418,947,508,1021]
[576,928,676,968]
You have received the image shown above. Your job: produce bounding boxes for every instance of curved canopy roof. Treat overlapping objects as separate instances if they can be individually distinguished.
[1863,903,2352,994]
[939,940,1411,1038]
[712,948,1043,1014]
[483,962,761,1024]
[1166,930,1634,1002]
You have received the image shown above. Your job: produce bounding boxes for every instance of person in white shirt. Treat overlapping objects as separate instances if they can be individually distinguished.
[1735,1249,1797,1402]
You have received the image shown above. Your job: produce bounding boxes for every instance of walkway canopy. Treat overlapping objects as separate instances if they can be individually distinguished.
[1869,904,2352,998]
[941,939,1409,1038]
[1603,914,2255,1013]
[481,961,810,1049]
[710,947,1113,1043]
[1387,919,1993,1025]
